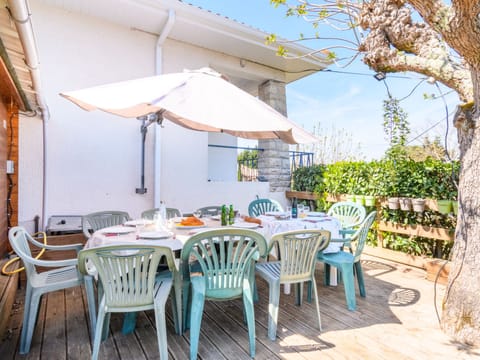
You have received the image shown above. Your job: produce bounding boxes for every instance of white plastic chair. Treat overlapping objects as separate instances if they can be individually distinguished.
[141,207,181,220]
[248,198,284,217]
[8,226,84,354]
[78,245,180,360]
[81,210,131,239]
[327,201,366,250]
[255,229,331,340]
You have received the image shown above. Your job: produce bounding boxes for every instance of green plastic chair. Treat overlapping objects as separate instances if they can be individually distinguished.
[78,245,180,360]
[327,201,366,250]
[248,198,284,217]
[141,207,182,220]
[181,229,268,360]
[255,229,331,340]
[195,205,222,217]
[82,210,131,239]
[315,211,377,311]
[8,226,84,354]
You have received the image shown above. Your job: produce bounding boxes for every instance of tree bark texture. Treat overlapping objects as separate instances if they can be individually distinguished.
[442,71,480,345]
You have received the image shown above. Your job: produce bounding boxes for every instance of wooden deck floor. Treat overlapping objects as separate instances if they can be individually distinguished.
[1,256,479,360]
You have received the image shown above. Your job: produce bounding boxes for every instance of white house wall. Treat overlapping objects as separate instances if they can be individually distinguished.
[19,1,277,228]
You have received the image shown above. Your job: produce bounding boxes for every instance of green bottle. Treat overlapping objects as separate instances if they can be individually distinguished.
[221,205,227,226]
[229,205,235,225]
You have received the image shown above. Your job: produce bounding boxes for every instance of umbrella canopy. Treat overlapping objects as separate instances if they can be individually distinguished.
[60,68,317,144]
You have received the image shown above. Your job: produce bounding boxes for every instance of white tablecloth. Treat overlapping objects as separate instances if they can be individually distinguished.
[84,217,341,290]
[84,226,186,251]
[256,215,342,254]
[85,216,342,254]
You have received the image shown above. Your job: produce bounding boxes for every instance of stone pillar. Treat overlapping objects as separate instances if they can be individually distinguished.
[257,80,291,192]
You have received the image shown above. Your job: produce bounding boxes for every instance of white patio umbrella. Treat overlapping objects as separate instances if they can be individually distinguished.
[60,67,318,144]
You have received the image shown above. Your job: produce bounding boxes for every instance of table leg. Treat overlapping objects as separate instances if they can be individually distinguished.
[329,267,338,286]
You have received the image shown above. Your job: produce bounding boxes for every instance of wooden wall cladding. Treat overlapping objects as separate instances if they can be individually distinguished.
[0,102,18,258]
[0,102,7,257]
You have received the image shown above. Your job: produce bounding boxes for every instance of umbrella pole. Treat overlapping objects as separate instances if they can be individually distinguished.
[136,119,148,194]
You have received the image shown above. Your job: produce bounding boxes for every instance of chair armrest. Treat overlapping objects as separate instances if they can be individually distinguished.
[29,235,83,252]
[330,237,352,244]
[339,229,356,237]
[24,255,78,268]
[43,243,84,252]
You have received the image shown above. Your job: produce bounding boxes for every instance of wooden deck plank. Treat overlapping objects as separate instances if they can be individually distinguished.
[42,289,67,359]
[65,287,91,360]
[1,256,480,359]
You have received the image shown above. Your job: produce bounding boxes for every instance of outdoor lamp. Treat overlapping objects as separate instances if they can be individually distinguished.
[374,72,386,81]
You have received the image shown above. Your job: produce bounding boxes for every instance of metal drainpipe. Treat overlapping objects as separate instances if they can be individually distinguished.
[153,9,175,207]
[7,0,50,230]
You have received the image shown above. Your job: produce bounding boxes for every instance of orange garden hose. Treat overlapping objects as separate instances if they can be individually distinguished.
[1,232,47,275]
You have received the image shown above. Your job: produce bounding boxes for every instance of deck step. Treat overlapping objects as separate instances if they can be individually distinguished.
[0,258,19,340]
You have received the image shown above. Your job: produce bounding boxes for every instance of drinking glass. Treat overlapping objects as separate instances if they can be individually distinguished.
[298,204,305,218]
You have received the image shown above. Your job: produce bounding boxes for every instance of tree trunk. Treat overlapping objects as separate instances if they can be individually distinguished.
[441,68,480,344]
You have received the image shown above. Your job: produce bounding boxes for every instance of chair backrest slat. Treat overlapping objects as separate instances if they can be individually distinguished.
[196,206,222,217]
[141,208,181,220]
[327,202,366,229]
[271,230,331,283]
[248,199,284,217]
[352,211,377,261]
[8,228,40,279]
[82,211,131,238]
[79,245,174,307]
[181,229,267,298]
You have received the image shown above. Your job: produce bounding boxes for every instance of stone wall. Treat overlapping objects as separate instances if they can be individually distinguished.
[257,80,291,192]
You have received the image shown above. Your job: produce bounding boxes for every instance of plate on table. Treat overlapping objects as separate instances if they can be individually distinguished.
[139,231,172,239]
[265,211,284,216]
[307,212,327,217]
[175,224,207,230]
[230,222,259,229]
[101,226,135,235]
[124,219,154,227]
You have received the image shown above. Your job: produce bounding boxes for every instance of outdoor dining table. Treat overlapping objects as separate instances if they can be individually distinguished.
[83,213,343,333]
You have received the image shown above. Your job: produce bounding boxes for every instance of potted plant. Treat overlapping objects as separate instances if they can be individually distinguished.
[388,197,400,210]
[355,195,365,206]
[346,194,356,202]
[437,199,452,214]
[411,198,426,212]
[364,195,376,207]
[399,197,412,211]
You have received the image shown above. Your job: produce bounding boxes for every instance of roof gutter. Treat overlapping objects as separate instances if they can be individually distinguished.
[153,9,175,208]
[7,0,50,230]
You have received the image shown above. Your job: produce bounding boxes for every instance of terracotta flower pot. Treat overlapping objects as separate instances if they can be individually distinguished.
[412,198,426,212]
[388,197,399,210]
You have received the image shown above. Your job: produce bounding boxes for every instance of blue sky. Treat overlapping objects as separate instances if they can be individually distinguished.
[186,0,460,160]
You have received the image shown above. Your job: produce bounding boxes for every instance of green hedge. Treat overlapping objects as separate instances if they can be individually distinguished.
[292,159,459,259]
[293,159,460,200]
